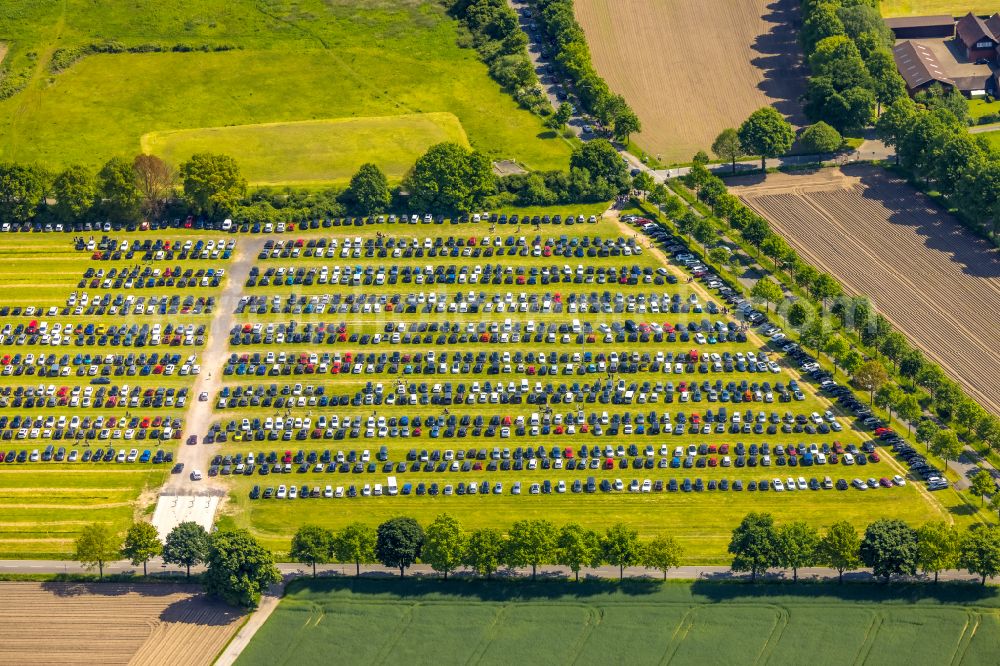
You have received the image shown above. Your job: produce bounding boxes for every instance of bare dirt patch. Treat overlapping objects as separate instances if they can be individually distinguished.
[730,166,1000,415]
[0,582,245,666]
[0,43,8,67]
[575,0,805,163]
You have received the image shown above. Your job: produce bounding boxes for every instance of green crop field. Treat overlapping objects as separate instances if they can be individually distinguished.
[237,579,1000,666]
[141,113,470,186]
[0,0,570,179]
[880,1,995,17]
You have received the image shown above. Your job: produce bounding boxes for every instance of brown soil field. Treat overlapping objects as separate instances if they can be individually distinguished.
[730,166,1000,416]
[0,582,246,666]
[575,0,805,163]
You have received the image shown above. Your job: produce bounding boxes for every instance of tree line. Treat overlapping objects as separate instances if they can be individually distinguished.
[448,0,549,115]
[75,521,280,608]
[800,0,908,134]
[665,162,1000,463]
[0,135,637,226]
[525,0,641,143]
[289,515,683,581]
[728,512,1000,585]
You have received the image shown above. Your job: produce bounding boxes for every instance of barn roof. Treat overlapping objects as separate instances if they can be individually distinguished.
[956,12,995,47]
[986,13,1000,38]
[884,15,954,30]
[892,40,955,90]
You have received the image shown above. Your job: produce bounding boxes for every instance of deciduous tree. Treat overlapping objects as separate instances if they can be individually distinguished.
[641,535,683,580]
[751,278,782,313]
[711,128,743,174]
[821,521,861,583]
[180,153,246,220]
[602,523,642,580]
[344,163,391,216]
[120,522,161,576]
[463,528,506,579]
[423,513,466,580]
[777,521,819,582]
[738,107,794,171]
[333,522,377,577]
[959,526,1000,585]
[853,360,888,406]
[506,519,557,580]
[75,523,121,580]
[133,154,175,220]
[728,512,779,582]
[204,529,281,608]
[162,521,211,579]
[860,519,918,581]
[290,525,333,578]
[375,517,425,578]
[52,165,96,222]
[556,523,602,581]
[915,521,958,583]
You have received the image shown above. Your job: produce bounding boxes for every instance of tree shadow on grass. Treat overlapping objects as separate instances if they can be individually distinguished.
[689,579,1000,606]
[536,130,558,140]
[288,576,662,602]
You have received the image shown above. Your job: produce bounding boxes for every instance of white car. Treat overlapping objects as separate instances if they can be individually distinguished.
[772,479,785,491]
[190,470,203,481]
[892,475,906,486]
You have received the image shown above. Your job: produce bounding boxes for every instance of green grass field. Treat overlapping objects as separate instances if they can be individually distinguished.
[141,113,470,186]
[880,1,996,17]
[237,579,1000,666]
[0,0,570,178]
[0,467,166,558]
[968,99,1000,121]
[978,130,1000,150]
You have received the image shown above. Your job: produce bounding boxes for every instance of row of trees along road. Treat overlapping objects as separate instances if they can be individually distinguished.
[290,515,683,581]
[730,512,1000,584]
[75,521,280,608]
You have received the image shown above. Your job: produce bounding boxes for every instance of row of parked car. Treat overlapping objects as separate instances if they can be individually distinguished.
[77,236,235,261]
[236,290,717,318]
[0,321,206,348]
[247,472,907,500]
[0,352,198,378]
[257,233,636,260]
[214,377,804,411]
[0,383,188,409]
[0,445,174,464]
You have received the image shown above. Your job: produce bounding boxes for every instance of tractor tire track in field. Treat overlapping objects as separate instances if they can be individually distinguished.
[730,166,1000,417]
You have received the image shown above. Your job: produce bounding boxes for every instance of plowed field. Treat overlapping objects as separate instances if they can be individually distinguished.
[0,582,245,666]
[731,166,1000,416]
[575,0,805,163]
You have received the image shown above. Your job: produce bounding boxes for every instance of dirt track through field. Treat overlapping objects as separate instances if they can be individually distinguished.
[0,582,245,666]
[575,0,805,162]
[731,166,1000,416]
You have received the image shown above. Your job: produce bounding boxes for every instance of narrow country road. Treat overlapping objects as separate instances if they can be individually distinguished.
[0,558,992,584]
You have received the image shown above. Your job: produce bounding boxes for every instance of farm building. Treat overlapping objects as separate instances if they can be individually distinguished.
[892,41,956,94]
[955,12,999,61]
[885,15,955,39]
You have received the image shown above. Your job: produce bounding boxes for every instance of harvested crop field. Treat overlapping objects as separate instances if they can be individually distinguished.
[575,0,805,163]
[0,582,245,666]
[731,166,1000,415]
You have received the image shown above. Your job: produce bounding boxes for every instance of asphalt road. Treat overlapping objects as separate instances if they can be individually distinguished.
[0,558,991,584]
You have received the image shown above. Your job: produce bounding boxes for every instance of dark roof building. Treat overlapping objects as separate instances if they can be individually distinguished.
[892,40,955,93]
[885,15,955,39]
[956,12,998,60]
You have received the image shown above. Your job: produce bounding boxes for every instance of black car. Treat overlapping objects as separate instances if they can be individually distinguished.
[249,485,261,499]
[171,462,184,474]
